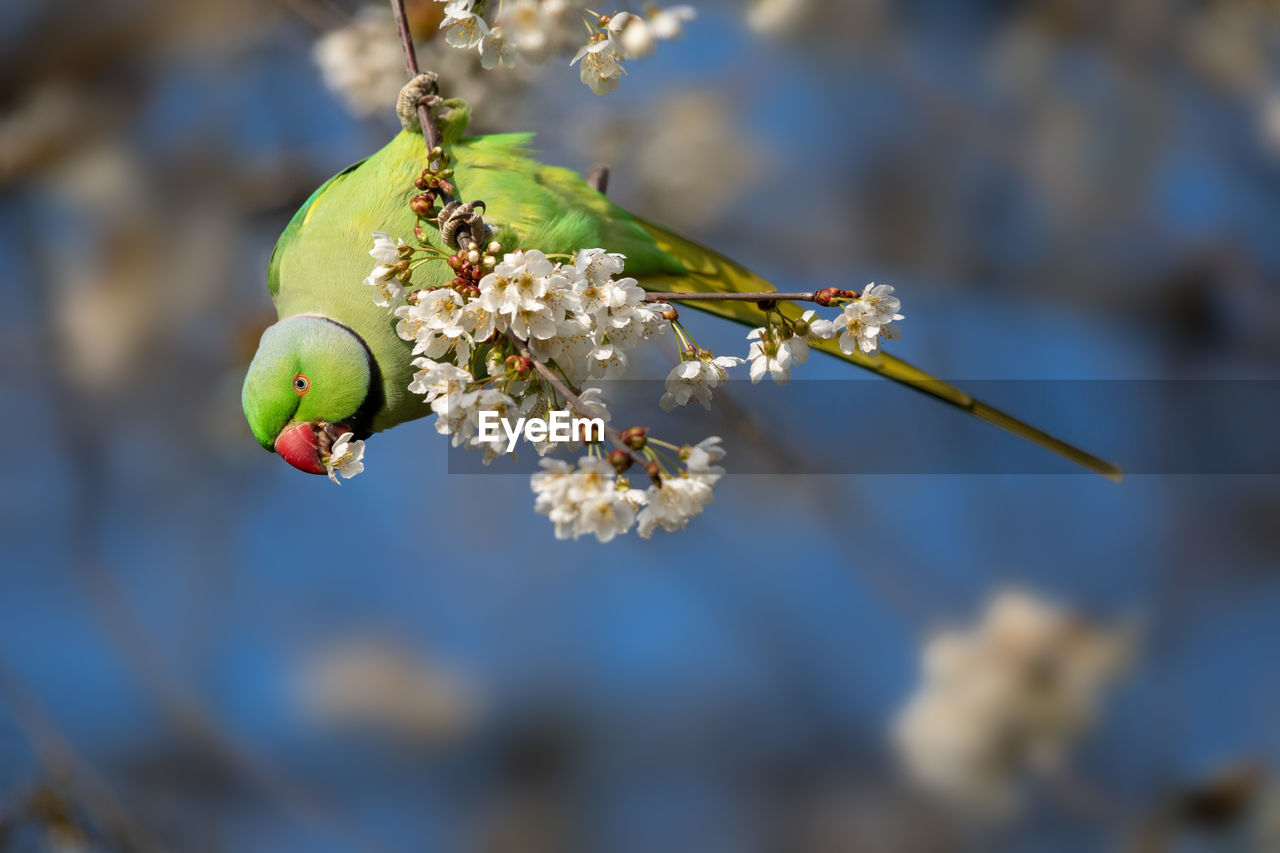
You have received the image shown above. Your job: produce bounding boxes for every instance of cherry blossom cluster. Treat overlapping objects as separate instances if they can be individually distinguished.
[357,206,744,539]
[664,284,905,399]
[433,0,695,94]
[343,137,907,540]
[894,590,1131,815]
[533,436,725,541]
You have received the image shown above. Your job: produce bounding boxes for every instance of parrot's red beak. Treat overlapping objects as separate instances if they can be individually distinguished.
[275,422,326,475]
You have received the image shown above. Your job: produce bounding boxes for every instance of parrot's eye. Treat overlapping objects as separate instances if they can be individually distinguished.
[293,374,310,395]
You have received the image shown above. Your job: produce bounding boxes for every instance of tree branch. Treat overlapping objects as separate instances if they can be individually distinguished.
[643,291,821,303]
[504,333,656,480]
[389,0,443,153]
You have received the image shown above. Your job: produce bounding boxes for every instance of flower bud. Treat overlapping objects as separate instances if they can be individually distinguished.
[487,241,502,255]
[447,253,464,270]
[409,193,435,216]
[505,355,533,377]
[814,287,840,307]
[467,241,479,252]
[414,169,432,190]
[608,449,632,473]
[482,255,497,268]
[644,461,662,483]
[467,250,481,265]
[459,284,480,299]
[620,426,648,450]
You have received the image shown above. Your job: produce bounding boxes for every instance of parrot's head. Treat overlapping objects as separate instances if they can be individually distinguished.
[241,315,382,475]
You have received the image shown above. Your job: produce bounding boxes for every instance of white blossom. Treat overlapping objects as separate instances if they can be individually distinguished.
[832,284,904,356]
[364,231,407,308]
[745,327,793,385]
[500,0,555,59]
[635,436,724,538]
[313,6,406,117]
[325,432,365,483]
[609,13,656,58]
[648,5,696,40]
[531,455,641,542]
[576,487,639,543]
[480,27,517,70]
[441,0,491,50]
[858,283,904,328]
[659,353,744,411]
[571,36,626,95]
[636,478,710,538]
[684,436,726,479]
[894,590,1131,816]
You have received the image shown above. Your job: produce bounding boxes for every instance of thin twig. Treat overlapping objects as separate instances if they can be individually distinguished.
[643,291,821,303]
[389,0,443,153]
[0,650,174,852]
[504,333,655,478]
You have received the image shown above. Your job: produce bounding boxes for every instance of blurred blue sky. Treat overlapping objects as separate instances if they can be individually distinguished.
[3,0,1280,849]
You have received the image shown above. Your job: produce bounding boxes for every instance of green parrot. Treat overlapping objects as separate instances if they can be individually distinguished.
[242,100,1120,480]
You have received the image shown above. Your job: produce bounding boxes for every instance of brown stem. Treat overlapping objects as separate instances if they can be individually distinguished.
[389,0,443,154]
[503,332,657,483]
[643,291,820,303]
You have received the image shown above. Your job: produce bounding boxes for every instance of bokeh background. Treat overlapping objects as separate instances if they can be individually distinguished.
[3,0,1280,849]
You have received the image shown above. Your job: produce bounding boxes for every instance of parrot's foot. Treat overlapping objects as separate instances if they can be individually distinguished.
[397,72,443,134]
[439,199,489,250]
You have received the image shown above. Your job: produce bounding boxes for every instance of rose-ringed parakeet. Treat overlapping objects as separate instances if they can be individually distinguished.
[242,99,1120,480]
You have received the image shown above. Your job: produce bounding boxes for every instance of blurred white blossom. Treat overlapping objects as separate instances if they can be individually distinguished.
[313,6,408,117]
[300,640,480,742]
[572,36,627,96]
[894,589,1132,816]
[747,0,809,35]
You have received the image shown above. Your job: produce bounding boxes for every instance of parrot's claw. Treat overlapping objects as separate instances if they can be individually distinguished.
[397,72,443,134]
[439,200,488,249]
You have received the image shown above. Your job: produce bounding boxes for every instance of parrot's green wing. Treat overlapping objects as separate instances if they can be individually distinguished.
[633,220,1124,482]
[452,133,687,277]
[268,159,367,301]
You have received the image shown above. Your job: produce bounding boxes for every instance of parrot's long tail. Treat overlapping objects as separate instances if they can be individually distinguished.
[637,220,1123,481]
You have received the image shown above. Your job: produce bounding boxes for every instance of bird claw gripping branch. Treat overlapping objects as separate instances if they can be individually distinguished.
[438,200,488,250]
[397,72,443,134]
